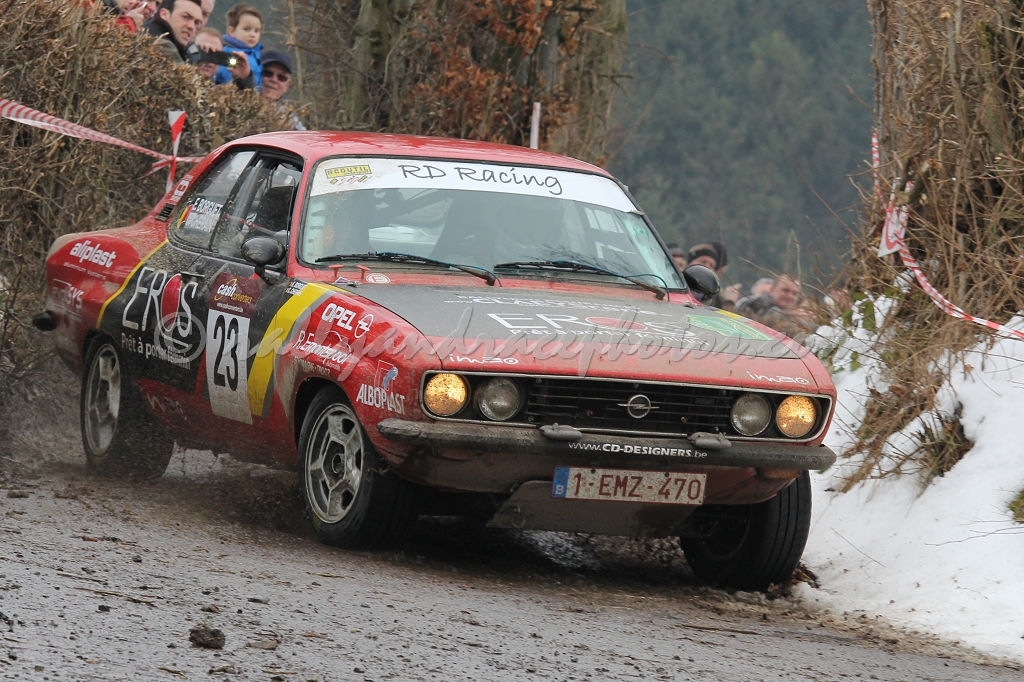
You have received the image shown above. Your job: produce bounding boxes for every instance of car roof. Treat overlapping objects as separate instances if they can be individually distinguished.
[225,131,612,176]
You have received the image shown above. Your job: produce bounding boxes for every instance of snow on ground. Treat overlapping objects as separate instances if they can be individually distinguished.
[799,312,1024,664]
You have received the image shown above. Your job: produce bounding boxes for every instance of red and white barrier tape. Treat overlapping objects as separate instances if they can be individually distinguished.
[873,129,1024,340]
[0,97,201,188]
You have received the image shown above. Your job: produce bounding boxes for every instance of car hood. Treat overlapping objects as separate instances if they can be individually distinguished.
[351,285,830,391]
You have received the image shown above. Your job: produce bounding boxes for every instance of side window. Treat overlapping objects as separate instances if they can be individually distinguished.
[211,159,302,261]
[168,151,256,249]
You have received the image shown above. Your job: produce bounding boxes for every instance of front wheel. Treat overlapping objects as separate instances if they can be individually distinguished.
[680,471,812,591]
[298,387,420,548]
[80,337,174,480]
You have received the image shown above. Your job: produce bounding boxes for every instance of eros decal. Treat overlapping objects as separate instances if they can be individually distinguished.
[120,267,201,368]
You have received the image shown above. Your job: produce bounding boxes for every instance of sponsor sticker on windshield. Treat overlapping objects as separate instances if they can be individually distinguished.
[311,157,635,211]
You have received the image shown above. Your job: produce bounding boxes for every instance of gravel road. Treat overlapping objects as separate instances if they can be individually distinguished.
[1,373,1021,681]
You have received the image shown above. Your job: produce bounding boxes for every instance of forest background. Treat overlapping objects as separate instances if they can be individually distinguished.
[215,0,872,292]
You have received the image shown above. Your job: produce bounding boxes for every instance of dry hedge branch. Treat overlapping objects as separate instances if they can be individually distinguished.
[844,0,1024,486]
[0,0,297,396]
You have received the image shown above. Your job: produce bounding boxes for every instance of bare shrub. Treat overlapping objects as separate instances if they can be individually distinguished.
[843,1,1024,486]
[1010,489,1024,523]
[2,0,627,410]
[0,1,299,399]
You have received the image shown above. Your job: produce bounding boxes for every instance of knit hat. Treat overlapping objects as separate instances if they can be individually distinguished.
[685,243,719,267]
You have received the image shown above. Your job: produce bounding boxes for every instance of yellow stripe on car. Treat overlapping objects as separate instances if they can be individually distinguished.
[247,282,346,417]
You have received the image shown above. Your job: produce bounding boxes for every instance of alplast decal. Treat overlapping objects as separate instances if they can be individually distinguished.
[70,240,117,268]
[356,361,405,414]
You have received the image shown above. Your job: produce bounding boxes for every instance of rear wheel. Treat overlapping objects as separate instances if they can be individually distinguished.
[299,387,420,548]
[80,337,174,480]
[680,471,812,591]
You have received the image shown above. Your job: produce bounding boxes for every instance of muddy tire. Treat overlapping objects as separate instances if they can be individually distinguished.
[80,337,174,480]
[680,471,812,591]
[299,387,420,548]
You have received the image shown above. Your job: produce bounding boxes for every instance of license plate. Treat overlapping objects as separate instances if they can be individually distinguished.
[551,467,706,505]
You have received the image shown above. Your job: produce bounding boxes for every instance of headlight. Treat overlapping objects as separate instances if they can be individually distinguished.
[473,378,523,421]
[731,393,772,436]
[775,395,818,438]
[423,373,469,417]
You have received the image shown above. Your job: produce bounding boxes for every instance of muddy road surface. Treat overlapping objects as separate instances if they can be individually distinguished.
[1,376,1021,681]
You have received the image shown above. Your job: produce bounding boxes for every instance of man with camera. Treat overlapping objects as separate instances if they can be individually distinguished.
[190,27,253,87]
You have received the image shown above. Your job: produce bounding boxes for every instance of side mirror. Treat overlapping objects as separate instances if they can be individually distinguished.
[682,264,720,298]
[242,235,285,267]
[242,236,286,282]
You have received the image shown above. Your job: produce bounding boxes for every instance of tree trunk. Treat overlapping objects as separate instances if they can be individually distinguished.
[293,0,627,164]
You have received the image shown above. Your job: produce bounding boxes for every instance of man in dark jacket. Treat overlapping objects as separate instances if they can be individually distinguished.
[147,0,204,63]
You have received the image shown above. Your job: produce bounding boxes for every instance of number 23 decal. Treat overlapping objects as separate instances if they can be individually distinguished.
[212,315,240,389]
[205,310,253,423]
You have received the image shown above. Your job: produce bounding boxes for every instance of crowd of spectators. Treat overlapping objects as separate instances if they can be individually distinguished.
[83,0,304,128]
[669,238,850,343]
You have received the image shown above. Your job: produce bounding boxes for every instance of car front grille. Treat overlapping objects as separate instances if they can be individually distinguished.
[521,377,734,436]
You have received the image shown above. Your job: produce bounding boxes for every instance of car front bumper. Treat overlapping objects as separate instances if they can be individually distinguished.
[376,417,836,495]
[377,418,836,536]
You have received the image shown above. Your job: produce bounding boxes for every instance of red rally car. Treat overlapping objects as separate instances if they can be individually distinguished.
[35,131,836,590]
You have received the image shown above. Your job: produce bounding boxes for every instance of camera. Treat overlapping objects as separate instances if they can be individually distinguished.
[197,51,241,67]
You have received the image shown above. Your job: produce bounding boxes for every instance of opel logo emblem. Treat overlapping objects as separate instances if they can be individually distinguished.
[619,394,658,419]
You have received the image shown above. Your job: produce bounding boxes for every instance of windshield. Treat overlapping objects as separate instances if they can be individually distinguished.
[299,157,684,289]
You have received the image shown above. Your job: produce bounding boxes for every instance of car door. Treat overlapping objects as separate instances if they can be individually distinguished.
[113,148,303,456]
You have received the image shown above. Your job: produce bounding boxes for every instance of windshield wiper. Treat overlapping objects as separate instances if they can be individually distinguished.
[493,259,667,299]
[316,251,498,286]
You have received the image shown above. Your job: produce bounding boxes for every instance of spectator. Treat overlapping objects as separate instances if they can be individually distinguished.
[750,276,774,298]
[260,49,307,130]
[214,3,264,87]
[191,27,222,79]
[684,242,718,271]
[736,273,818,341]
[80,0,156,32]
[189,27,253,87]
[667,245,687,271]
[198,0,214,27]
[193,26,221,51]
[181,0,216,64]
[147,0,204,63]
[684,242,741,309]
[706,240,742,309]
[734,276,774,309]
[708,240,729,274]
[823,277,853,318]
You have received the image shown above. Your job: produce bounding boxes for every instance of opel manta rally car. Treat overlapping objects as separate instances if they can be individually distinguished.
[35,131,836,590]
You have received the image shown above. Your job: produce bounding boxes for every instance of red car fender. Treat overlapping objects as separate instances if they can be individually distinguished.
[266,289,437,458]
[44,229,155,368]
